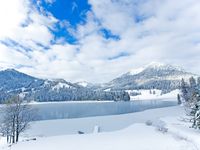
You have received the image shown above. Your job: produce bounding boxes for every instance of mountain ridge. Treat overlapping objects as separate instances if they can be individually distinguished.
[103,62,198,92]
[0,69,130,102]
[0,62,198,102]
[128,62,185,76]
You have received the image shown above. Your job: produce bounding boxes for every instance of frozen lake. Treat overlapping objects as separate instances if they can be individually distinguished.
[32,99,177,121]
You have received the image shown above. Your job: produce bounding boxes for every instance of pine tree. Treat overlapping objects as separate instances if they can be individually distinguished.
[197,77,200,89]
[180,78,190,102]
[191,101,200,129]
[189,76,197,88]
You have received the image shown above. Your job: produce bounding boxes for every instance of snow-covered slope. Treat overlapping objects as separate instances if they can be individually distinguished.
[0,69,44,92]
[1,106,199,150]
[0,69,81,102]
[105,62,197,91]
[129,62,184,75]
[128,89,180,100]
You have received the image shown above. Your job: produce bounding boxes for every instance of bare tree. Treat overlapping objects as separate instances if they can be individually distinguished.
[0,95,36,143]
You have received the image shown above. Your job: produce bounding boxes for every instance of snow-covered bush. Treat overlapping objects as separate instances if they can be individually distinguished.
[145,120,153,126]
[158,127,168,133]
[155,121,168,133]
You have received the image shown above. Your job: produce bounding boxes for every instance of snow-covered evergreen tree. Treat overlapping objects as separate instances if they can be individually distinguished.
[191,101,200,129]
[180,77,200,129]
[180,78,190,102]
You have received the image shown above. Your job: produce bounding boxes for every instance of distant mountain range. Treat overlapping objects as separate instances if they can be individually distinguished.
[0,69,129,103]
[0,62,198,102]
[104,62,198,92]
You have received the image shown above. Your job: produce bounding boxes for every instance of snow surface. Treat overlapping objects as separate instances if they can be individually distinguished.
[128,89,180,100]
[1,106,200,150]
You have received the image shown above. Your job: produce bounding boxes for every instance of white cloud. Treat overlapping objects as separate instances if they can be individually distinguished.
[44,0,55,4]
[0,0,200,83]
[0,44,30,67]
[0,0,28,38]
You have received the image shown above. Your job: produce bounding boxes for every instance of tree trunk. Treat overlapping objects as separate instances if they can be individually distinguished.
[16,130,19,142]
[7,135,9,143]
[12,117,15,143]
[16,115,19,142]
[9,136,11,144]
[12,135,15,144]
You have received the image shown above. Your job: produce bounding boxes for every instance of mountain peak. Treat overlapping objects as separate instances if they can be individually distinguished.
[108,62,197,91]
[146,62,184,71]
[129,62,184,75]
[0,68,22,74]
[146,62,166,68]
[4,68,18,72]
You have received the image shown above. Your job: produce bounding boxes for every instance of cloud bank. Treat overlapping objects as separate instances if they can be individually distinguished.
[0,0,200,83]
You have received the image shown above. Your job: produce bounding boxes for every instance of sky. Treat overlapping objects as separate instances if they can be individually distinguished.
[0,0,200,83]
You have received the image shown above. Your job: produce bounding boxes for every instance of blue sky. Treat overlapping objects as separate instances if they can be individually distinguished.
[0,0,200,82]
[41,0,91,25]
[36,0,91,44]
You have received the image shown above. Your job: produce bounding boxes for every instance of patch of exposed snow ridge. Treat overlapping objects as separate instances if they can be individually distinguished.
[52,82,71,90]
[77,81,89,87]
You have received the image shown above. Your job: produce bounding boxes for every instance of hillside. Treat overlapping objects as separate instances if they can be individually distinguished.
[0,69,129,102]
[104,62,197,92]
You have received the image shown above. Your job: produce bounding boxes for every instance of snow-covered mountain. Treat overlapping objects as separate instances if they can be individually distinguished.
[0,69,130,102]
[0,62,198,102]
[0,69,81,92]
[104,62,198,92]
[0,69,44,92]
[128,62,184,75]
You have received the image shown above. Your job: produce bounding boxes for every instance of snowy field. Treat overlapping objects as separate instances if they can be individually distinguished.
[128,89,180,100]
[1,91,199,150]
[1,106,200,150]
